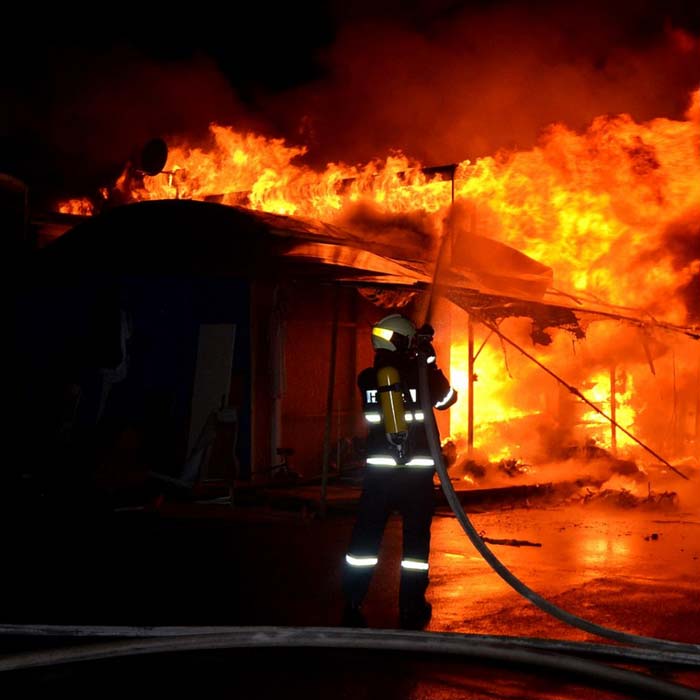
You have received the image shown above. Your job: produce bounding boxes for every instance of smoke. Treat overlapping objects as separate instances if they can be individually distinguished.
[4,1,699,206]
[305,1,700,494]
[1,43,268,205]
[664,212,700,322]
[336,201,440,255]
[263,0,700,168]
[446,406,699,512]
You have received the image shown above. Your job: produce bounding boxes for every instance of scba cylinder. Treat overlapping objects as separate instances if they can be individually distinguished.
[376,366,407,435]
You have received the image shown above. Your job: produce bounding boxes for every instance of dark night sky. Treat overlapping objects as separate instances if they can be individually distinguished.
[2,0,699,208]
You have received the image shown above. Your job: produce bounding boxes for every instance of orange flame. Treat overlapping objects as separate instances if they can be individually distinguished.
[581,370,636,449]
[57,88,700,471]
[58,197,94,216]
[61,88,700,315]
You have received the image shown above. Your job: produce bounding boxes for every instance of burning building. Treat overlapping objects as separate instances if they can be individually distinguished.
[3,8,700,696]
[11,84,698,508]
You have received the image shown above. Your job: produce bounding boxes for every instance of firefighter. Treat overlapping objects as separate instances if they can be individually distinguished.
[341,313,457,629]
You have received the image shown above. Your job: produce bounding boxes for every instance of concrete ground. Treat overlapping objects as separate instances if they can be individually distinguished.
[1,483,698,698]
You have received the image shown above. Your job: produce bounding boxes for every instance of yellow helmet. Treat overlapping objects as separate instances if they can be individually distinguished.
[371,314,416,351]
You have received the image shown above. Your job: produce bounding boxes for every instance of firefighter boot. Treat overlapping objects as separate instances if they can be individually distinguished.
[399,600,432,630]
[341,602,367,628]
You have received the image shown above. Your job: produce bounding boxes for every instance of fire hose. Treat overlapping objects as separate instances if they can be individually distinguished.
[417,357,700,657]
[0,329,697,692]
[0,362,697,698]
[0,627,699,699]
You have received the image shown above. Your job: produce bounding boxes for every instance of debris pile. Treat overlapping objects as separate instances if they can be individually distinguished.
[573,486,678,510]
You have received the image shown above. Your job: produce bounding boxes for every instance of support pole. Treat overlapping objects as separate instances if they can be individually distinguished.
[671,351,678,456]
[471,312,689,481]
[610,365,617,455]
[320,285,340,519]
[695,351,700,458]
[269,285,284,475]
[336,399,342,474]
[468,315,475,457]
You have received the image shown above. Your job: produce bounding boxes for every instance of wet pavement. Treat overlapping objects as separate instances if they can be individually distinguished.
[428,505,700,642]
[1,486,699,697]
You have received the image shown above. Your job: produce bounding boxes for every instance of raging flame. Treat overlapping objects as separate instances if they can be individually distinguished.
[454,109,700,316]
[110,128,449,221]
[61,89,700,315]
[58,197,94,216]
[446,310,699,471]
[58,88,700,473]
[449,340,541,461]
[581,370,636,449]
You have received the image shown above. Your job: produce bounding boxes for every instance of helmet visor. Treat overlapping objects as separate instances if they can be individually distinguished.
[372,326,395,342]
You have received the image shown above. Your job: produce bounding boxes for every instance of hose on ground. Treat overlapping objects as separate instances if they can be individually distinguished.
[418,359,700,657]
[0,626,699,699]
[0,359,696,695]
[0,623,698,667]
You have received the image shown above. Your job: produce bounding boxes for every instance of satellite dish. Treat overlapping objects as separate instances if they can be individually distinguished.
[139,138,169,176]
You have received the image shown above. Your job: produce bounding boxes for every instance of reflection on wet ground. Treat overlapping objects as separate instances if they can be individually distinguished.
[425,504,699,642]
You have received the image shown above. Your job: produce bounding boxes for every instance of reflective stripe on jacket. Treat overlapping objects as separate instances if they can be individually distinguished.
[358,349,456,468]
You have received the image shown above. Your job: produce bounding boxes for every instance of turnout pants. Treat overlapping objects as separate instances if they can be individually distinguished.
[343,466,435,612]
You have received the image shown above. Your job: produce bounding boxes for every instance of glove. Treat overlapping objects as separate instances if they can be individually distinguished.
[387,431,409,464]
[415,324,436,361]
[416,323,434,340]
